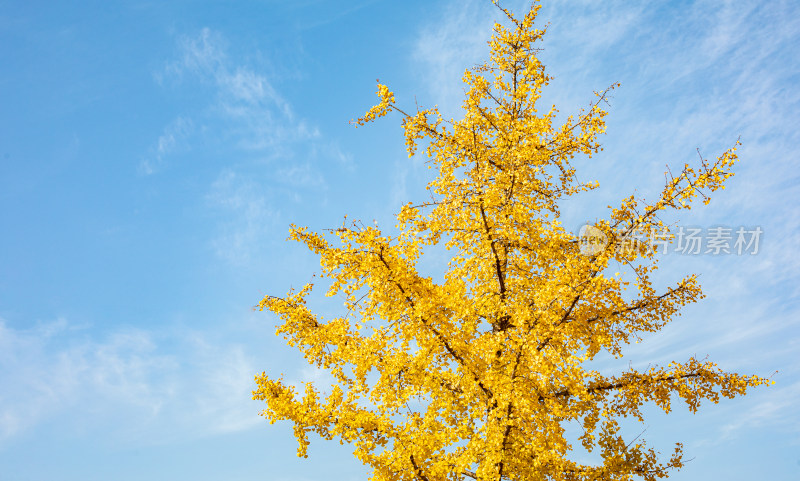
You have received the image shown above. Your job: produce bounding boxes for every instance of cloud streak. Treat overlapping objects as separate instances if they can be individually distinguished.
[0,317,269,446]
[143,28,315,174]
[206,169,277,265]
[144,28,360,265]
[139,116,194,175]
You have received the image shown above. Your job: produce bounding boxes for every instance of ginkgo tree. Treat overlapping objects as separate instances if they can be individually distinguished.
[252,1,771,480]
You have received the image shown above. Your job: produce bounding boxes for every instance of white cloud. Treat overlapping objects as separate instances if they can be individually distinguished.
[311,140,355,172]
[0,317,271,446]
[146,28,320,171]
[277,162,326,188]
[183,333,265,435]
[221,67,277,106]
[207,169,277,265]
[712,378,800,444]
[144,28,357,264]
[0,319,174,442]
[139,116,194,175]
[163,27,226,80]
[412,0,497,117]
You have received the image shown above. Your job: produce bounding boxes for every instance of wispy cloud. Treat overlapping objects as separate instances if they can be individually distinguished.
[139,116,194,175]
[0,317,269,446]
[0,319,174,442]
[701,377,800,446]
[412,0,496,117]
[143,27,320,173]
[163,27,227,80]
[206,169,277,265]
[145,28,359,264]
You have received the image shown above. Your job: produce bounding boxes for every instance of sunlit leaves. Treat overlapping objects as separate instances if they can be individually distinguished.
[253,2,770,480]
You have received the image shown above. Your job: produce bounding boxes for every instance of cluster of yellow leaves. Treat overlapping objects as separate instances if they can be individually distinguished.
[253,1,771,480]
[353,82,396,127]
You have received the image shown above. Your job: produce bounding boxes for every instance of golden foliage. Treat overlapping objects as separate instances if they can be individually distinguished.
[253,2,770,479]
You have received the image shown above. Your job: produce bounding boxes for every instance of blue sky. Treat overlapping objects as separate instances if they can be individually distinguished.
[1,0,798,480]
